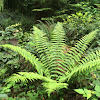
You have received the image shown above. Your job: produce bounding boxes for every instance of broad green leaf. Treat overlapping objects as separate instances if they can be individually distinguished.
[84,88,92,94]
[94,91,100,97]
[87,93,92,100]
[74,89,85,94]
[84,88,92,99]
[95,85,100,92]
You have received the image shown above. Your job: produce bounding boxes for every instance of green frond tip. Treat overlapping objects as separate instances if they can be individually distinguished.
[51,22,65,43]
[6,72,56,84]
[86,29,99,42]
[42,82,68,96]
[75,29,99,47]
[33,26,44,36]
[0,44,43,75]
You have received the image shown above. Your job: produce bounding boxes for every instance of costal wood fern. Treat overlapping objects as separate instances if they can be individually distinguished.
[0,22,100,95]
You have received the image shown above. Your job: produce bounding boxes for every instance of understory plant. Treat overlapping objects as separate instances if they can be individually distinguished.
[74,69,100,100]
[0,22,100,97]
[74,84,100,100]
[63,11,100,45]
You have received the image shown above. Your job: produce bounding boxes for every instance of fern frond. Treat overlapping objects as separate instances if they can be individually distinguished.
[6,72,55,84]
[59,50,100,82]
[68,59,100,81]
[33,26,49,56]
[33,26,52,76]
[36,20,56,40]
[36,20,50,36]
[79,50,100,64]
[51,22,65,44]
[59,59,100,82]
[0,44,43,75]
[63,30,98,71]
[6,72,68,95]
[46,22,68,79]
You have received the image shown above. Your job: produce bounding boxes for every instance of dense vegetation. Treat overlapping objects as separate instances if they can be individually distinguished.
[0,0,100,100]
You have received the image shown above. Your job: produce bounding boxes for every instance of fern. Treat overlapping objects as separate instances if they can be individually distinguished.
[0,44,43,75]
[36,20,56,40]
[0,22,99,95]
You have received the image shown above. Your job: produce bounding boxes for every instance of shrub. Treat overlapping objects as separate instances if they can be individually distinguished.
[63,12,100,46]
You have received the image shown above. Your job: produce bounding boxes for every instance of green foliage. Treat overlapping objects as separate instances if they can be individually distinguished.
[93,70,100,86]
[69,1,100,13]
[0,48,20,70]
[0,23,21,40]
[0,22,99,97]
[74,84,100,100]
[0,10,35,31]
[36,20,56,41]
[3,0,72,21]
[63,11,100,45]
[0,11,20,29]
[0,23,30,45]
[0,23,33,99]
